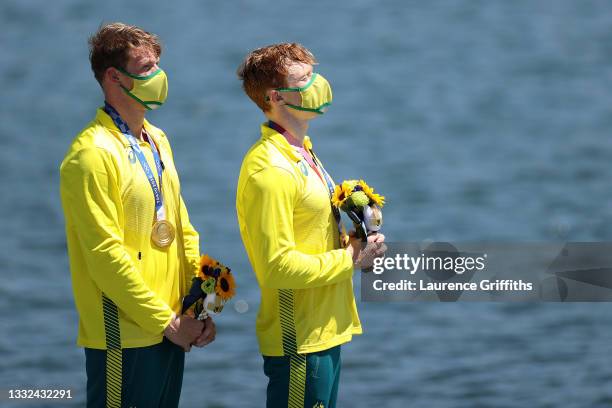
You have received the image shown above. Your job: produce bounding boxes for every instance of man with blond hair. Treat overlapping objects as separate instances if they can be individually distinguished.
[60,23,215,407]
[236,43,385,408]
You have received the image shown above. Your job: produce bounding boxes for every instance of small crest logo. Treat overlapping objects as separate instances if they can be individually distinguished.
[312,401,325,408]
[298,161,309,176]
[128,150,137,164]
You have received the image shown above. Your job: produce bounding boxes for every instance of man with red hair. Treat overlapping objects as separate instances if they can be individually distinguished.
[236,43,385,407]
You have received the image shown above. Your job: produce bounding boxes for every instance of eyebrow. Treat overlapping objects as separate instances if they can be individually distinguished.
[135,54,158,65]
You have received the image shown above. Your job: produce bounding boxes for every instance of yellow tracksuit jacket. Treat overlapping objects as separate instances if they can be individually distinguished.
[236,123,362,356]
[60,108,200,349]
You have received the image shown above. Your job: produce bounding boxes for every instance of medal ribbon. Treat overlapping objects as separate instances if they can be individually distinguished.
[104,102,166,221]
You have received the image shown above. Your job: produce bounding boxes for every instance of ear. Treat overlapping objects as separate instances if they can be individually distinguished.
[265,90,283,104]
[105,67,121,84]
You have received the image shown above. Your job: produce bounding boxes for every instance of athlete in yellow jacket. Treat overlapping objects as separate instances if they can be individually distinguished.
[60,23,214,408]
[236,43,385,408]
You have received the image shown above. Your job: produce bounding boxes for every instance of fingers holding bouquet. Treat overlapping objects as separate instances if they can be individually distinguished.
[194,316,216,348]
[164,313,205,352]
[348,230,387,269]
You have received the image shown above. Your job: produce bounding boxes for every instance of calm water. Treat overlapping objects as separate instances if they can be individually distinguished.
[2,1,612,406]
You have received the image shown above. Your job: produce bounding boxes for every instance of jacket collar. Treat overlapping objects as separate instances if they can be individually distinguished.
[95,107,161,147]
[260,122,313,163]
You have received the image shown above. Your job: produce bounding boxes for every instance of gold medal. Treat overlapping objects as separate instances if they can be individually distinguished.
[151,219,175,248]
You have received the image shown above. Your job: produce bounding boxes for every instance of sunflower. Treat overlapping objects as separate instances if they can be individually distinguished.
[331,180,357,208]
[216,270,236,300]
[357,180,385,208]
[331,184,347,208]
[198,254,218,278]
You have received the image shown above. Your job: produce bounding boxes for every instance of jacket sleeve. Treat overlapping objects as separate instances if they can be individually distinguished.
[241,166,353,289]
[178,194,200,289]
[60,147,174,335]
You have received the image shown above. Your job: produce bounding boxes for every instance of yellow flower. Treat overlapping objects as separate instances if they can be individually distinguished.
[357,180,385,208]
[332,183,350,208]
[331,181,353,208]
[198,254,218,278]
[216,270,236,300]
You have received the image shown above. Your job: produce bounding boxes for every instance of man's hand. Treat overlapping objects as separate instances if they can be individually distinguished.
[346,232,387,269]
[193,316,216,348]
[164,314,204,352]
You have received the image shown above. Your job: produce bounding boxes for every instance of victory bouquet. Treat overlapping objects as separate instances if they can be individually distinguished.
[332,180,385,242]
[182,255,236,320]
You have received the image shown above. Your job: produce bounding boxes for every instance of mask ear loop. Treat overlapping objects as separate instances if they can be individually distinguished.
[112,67,133,94]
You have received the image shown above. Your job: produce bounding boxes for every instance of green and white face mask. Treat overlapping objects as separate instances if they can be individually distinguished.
[118,67,168,110]
[276,72,333,114]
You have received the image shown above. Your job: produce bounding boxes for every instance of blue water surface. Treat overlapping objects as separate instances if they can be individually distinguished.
[2,1,612,406]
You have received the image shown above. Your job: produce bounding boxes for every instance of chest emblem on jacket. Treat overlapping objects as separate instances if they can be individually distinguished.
[127,149,137,164]
[298,160,309,176]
